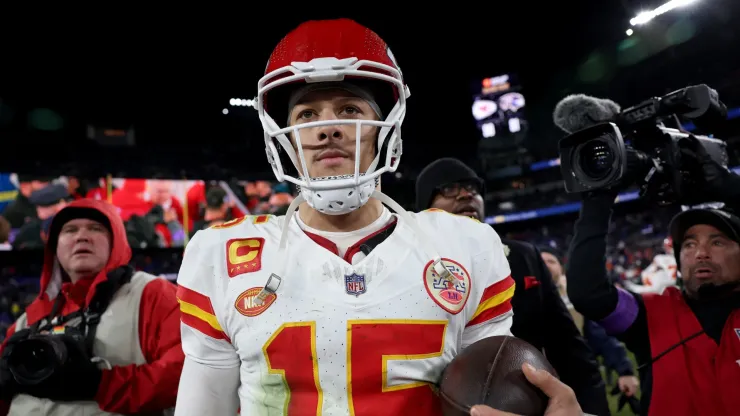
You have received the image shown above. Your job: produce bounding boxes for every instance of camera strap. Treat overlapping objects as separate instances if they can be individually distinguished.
[31,266,134,356]
[81,266,134,354]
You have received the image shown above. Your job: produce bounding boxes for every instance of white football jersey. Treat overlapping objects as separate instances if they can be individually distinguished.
[176,209,515,416]
[642,254,678,291]
[625,254,678,294]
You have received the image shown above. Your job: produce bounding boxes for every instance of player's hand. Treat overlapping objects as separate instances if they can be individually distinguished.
[469,363,583,416]
[617,375,639,397]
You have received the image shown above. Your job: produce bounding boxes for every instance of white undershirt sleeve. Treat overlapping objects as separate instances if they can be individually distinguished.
[174,356,240,416]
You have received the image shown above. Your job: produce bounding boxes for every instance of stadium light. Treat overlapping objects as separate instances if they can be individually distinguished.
[229,98,256,108]
[630,0,699,26]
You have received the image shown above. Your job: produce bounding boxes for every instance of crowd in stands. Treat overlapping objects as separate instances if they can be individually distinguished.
[0,173,297,341]
[0,173,295,251]
[1,199,676,345]
[0,170,682,346]
[505,207,677,286]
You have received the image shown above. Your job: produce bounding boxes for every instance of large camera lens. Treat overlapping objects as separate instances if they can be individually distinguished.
[576,139,614,180]
[7,337,66,386]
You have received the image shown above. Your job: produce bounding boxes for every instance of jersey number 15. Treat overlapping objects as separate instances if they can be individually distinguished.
[263,319,448,415]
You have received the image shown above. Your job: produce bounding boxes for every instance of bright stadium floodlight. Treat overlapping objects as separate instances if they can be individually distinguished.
[229,98,256,108]
[630,0,699,26]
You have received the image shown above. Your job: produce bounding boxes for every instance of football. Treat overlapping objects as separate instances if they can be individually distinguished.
[439,336,557,416]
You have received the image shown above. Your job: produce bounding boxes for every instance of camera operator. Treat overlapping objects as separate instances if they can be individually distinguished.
[566,144,740,414]
[0,199,184,415]
[416,158,609,416]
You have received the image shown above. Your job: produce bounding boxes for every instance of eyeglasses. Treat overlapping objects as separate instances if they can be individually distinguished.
[436,182,481,199]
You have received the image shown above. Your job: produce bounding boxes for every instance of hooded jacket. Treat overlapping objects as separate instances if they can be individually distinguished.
[0,199,184,415]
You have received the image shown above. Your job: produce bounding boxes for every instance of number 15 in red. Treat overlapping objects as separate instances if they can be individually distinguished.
[262,319,448,415]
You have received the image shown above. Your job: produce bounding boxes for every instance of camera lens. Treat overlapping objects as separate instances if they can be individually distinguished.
[7,337,64,386]
[577,140,614,180]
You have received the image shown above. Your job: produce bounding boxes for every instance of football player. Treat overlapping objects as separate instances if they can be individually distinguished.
[624,237,678,294]
[174,19,515,416]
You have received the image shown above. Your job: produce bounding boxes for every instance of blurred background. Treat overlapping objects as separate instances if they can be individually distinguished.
[1,2,739,413]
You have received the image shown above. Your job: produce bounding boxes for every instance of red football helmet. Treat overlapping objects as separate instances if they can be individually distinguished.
[255,19,409,215]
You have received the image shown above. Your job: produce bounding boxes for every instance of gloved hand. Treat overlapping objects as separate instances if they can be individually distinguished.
[0,328,33,401]
[20,334,102,402]
[679,134,740,204]
[610,384,641,414]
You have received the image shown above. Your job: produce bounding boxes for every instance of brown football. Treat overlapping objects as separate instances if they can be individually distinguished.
[439,336,558,416]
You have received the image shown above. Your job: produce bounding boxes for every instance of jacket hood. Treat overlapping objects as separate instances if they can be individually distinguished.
[33,199,132,308]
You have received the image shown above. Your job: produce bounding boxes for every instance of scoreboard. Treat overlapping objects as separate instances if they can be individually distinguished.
[471,74,527,143]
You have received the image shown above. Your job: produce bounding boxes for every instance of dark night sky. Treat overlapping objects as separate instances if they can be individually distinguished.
[1,1,738,177]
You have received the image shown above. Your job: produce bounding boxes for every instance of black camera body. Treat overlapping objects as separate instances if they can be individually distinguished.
[558,84,729,205]
[7,326,87,387]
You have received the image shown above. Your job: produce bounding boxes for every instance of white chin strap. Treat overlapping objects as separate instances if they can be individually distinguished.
[299,174,379,216]
[253,190,454,305]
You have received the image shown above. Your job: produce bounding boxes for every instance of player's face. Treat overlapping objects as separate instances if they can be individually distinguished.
[56,218,112,282]
[679,224,740,299]
[540,252,563,282]
[429,182,484,221]
[288,89,379,180]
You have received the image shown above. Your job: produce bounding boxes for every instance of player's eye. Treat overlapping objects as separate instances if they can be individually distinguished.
[342,105,361,116]
[299,110,314,120]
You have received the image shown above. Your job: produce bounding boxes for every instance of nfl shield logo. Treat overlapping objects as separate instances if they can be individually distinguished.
[736,328,740,341]
[345,273,367,296]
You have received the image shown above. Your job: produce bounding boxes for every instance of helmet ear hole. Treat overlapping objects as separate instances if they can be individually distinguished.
[375,125,398,165]
[278,146,296,176]
[271,136,301,178]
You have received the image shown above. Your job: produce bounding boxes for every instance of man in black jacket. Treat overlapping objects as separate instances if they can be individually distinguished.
[416,158,609,416]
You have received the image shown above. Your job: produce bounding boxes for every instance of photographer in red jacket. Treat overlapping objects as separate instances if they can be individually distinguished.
[0,199,184,415]
[567,135,740,415]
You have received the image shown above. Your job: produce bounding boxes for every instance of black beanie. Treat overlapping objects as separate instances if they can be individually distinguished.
[46,207,113,252]
[415,158,485,211]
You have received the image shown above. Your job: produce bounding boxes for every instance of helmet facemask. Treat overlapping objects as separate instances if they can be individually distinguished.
[249,19,461,307]
[256,56,407,215]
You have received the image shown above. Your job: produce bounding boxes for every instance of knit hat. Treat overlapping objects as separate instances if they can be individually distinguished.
[29,184,71,207]
[415,158,484,211]
[205,187,228,209]
[46,206,113,252]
